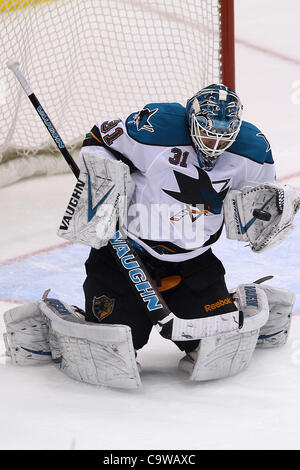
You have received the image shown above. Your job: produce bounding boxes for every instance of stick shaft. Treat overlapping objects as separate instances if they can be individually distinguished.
[8,61,80,178]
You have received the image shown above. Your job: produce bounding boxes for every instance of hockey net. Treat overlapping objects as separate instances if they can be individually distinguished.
[0,0,235,187]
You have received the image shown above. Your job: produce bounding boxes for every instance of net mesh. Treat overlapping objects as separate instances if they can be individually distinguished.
[0,0,223,186]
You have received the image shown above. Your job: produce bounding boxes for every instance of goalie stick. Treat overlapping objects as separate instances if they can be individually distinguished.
[7,61,243,342]
[7,61,80,179]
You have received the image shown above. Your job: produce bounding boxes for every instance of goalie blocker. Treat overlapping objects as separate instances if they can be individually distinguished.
[57,151,134,249]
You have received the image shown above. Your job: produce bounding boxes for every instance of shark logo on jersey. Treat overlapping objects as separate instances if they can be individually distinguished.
[130,107,158,132]
[170,206,209,223]
[163,166,229,216]
[92,295,115,321]
[256,133,271,152]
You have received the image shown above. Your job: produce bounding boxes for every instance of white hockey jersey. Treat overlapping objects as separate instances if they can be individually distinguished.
[80,102,276,262]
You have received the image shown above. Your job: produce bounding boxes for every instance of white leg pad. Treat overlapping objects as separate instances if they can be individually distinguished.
[256,284,295,348]
[184,329,260,381]
[3,302,51,365]
[40,294,141,389]
[179,284,269,381]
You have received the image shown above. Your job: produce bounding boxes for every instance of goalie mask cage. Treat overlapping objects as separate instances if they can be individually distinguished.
[0,0,235,187]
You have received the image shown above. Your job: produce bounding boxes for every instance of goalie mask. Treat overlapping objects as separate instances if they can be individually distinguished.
[186,84,243,171]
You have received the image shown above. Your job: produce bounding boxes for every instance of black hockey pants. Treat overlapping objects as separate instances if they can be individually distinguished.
[83,245,235,352]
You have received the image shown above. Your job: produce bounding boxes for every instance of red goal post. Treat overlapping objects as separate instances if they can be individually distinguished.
[220,0,235,90]
[0,0,235,187]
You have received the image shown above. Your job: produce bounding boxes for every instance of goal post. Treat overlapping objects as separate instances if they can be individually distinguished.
[220,0,235,90]
[0,0,235,187]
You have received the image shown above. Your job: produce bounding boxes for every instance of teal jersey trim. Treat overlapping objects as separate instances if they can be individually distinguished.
[125,102,192,147]
[228,121,274,164]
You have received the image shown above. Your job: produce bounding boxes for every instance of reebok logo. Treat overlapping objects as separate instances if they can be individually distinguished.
[204,297,232,312]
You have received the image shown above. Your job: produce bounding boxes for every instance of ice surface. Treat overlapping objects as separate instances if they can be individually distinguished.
[0,0,300,450]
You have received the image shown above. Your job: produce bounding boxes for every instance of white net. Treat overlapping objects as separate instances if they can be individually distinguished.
[0,0,224,186]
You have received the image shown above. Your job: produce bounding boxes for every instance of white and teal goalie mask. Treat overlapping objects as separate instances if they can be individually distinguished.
[186,84,243,171]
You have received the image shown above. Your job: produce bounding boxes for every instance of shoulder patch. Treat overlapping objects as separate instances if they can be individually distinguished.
[228,121,274,164]
[126,102,192,147]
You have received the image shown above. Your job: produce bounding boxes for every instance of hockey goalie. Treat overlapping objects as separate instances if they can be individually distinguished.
[3,84,299,389]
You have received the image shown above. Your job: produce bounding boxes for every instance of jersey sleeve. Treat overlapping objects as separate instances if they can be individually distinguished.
[228,121,276,188]
[79,102,189,174]
[79,120,138,173]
